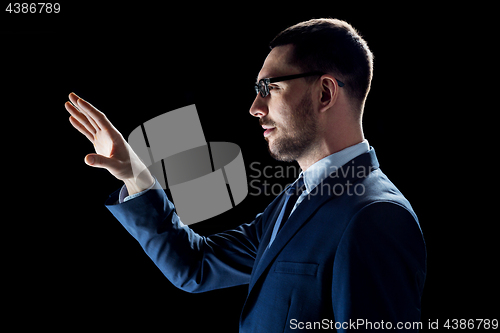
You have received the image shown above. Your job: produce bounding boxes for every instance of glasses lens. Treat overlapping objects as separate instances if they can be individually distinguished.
[259,81,268,97]
[255,80,270,97]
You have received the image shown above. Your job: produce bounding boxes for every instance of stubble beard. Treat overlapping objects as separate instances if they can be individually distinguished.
[265,94,318,162]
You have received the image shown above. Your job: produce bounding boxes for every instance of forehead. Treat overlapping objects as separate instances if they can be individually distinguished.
[257,45,299,81]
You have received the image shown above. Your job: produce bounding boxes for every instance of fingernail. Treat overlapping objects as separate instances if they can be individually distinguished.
[86,155,94,165]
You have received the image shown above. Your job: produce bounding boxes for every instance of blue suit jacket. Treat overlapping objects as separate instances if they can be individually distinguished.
[106,149,426,332]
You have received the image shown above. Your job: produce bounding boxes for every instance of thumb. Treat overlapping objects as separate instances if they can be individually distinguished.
[84,154,115,169]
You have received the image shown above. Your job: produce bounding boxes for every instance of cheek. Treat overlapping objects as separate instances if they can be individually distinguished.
[268,96,294,127]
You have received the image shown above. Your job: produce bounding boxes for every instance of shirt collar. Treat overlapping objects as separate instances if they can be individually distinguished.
[299,140,370,194]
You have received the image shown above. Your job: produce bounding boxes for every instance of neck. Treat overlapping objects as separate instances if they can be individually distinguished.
[296,124,364,171]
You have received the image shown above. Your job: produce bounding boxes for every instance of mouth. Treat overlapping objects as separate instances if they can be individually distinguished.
[262,125,276,137]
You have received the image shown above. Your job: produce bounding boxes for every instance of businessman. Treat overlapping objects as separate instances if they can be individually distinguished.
[66,19,426,332]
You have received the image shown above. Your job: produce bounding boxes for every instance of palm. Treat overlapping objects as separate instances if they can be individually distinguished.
[65,93,135,180]
[92,129,130,178]
[93,129,114,158]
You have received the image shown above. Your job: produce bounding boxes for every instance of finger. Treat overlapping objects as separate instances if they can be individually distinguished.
[77,98,112,131]
[65,101,97,135]
[69,92,80,106]
[69,93,101,131]
[85,153,117,170]
[79,102,101,132]
[69,116,95,142]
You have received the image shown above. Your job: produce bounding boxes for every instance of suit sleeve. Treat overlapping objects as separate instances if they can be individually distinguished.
[105,181,261,293]
[331,201,426,332]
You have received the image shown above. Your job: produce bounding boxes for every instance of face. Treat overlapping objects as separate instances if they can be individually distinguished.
[250,45,319,162]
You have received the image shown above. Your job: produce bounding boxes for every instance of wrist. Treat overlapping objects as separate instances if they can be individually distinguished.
[123,170,155,196]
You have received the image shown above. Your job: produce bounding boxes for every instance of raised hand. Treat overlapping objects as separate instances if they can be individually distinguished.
[65,93,154,195]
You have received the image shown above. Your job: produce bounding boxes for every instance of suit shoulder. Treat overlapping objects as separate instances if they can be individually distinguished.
[336,200,426,272]
[322,168,417,221]
[354,169,417,216]
[351,200,418,230]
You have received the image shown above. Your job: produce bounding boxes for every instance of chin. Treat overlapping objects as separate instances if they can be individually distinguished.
[267,139,297,163]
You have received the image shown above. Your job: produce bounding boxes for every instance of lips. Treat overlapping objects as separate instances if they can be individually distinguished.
[262,125,276,137]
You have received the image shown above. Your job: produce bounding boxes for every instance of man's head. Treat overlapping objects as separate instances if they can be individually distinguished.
[269,18,374,113]
[250,19,373,168]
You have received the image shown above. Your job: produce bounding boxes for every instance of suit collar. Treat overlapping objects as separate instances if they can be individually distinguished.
[248,148,380,292]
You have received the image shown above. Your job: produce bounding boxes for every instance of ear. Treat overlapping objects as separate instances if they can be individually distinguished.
[318,75,339,113]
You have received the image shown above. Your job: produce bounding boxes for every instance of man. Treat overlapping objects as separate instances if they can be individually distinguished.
[66,19,426,332]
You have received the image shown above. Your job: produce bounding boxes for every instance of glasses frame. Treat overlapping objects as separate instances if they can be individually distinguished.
[254,71,344,98]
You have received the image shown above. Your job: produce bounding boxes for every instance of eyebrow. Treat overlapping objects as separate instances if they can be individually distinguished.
[257,72,345,87]
[257,72,324,84]
[256,72,276,83]
[255,75,281,85]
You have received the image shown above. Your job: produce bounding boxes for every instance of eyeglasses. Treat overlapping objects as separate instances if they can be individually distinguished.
[254,71,344,98]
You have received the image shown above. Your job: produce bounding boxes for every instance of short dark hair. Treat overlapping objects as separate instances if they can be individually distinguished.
[270,18,374,113]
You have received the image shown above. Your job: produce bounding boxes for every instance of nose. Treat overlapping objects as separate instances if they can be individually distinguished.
[249,94,269,118]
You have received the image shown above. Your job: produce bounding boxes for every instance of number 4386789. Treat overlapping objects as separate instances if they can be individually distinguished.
[5,3,60,13]
[444,319,498,330]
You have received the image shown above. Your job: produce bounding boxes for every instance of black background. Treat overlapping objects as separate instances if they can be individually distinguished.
[3,2,497,331]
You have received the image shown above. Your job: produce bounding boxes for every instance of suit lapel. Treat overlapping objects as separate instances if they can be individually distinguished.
[253,190,288,271]
[248,149,380,292]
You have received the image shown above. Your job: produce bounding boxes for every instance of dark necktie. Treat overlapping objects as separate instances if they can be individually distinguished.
[266,176,306,250]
